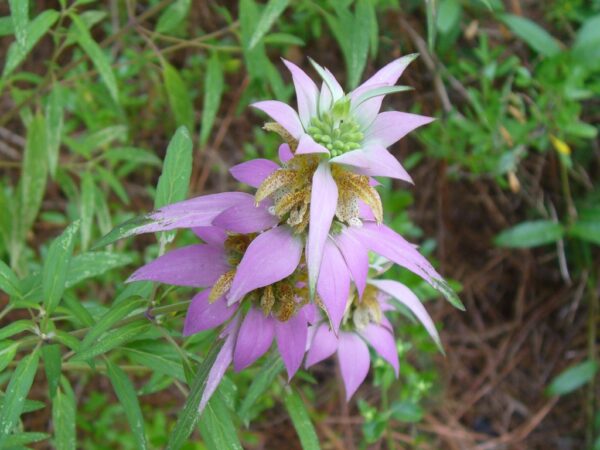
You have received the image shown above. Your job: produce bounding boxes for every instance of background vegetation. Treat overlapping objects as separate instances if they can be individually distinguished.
[0,0,598,448]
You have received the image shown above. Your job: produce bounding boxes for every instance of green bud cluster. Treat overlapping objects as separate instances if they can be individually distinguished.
[307,100,364,157]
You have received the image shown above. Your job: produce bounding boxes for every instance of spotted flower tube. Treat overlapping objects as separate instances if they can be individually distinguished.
[252,56,434,295]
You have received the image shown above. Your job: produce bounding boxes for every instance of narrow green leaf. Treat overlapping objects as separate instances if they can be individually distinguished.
[199,391,243,450]
[569,221,600,246]
[80,297,146,352]
[263,33,305,46]
[0,320,34,340]
[0,341,18,373]
[53,380,76,450]
[46,87,64,178]
[390,401,424,422]
[70,13,119,102]
[0,349,40,445]
[123,346,185,381]
[41,344,62,399]
[0,17,14,37]
[62,292,95,327]
[199,54,224,145]
[154,126,193,209]
[547,360,598,396]
[1,431,49,447]
[106,360,148,450]
[166,342,224,450]
[71,321,150,361]
[248,0,290,49]
[156,0,191,34]
[283,389,321,450]
[425,0,437,51]
[500,14,562,57]
[20,114,48,234]
[80,172,95,251]
[9,0,28,50]
[3,10,59,77]
[93,216,153,249]
[163,62,195,133]
[65,251,132,287]
[437,0,462,34]
[348,0,371,89]
[104,147,162,167]
[494,220,563,248]
[42,220,80,314]
[239,353,284,422]
[0,259,20,297]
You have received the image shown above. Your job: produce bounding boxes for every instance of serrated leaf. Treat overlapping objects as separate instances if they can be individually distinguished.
[0,349,40,446]
[3,10,59,77]
[156,0,191,34]
[0,259,20,297]
[155,126,193,209]
[547,360,598,396]
[41,344,61,399]
[80,297,145,352]
[248,0,290,49]
[80,172,95,251]
[71,321,150,361]
[53,380,76,450]
[500,14,562,57]
[494,220,563,248]
[43,221,80,314]
[198,391,243,450]
[70,13,119,102]
[45,86,64,178]
[65,251,132,287]
[238,353,284,423]
[199,54,224,145]
[283,389,321,450]
[20,114,48,235]
[163,62,195,133]
[166,342,224,450]
[106,360,148,450]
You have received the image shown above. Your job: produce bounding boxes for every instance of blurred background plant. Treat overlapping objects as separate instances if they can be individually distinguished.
[0,0,598,448]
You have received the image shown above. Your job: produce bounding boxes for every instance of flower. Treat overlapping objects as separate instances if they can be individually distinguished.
[306,274,442,400]
[251,56,434,295]
[128,225,313,411]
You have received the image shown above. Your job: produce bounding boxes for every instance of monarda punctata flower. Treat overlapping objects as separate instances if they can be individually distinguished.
[251,56,434,295]
[306,273,442,400]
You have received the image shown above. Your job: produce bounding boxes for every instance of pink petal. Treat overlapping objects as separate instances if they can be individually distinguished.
[127,244,228,287]
[368,279,442,350]
[233,308,275,371]
[198,323,237,413]
[331,146,413,183]
[338,332,370,400]
[192,226,227,246]
[347,223,447,299]
[358,200,376,221]
[359,324,399,376]
[356,54,418,90]
[282,59,319,128]
[332,232,369,298]
[295,133,330,156]
[183,291,238,336]
[317,240,351,333]
[348,82,388,129]
[213,197,278,234]
[251,100,304,139]
[227,226,303,304]
[230,159,279,188]
[364,112,434,148]
[275,312,308,380]
[138,192,252,233]
[307,163,338,297]
[279,143,294,163]
[305,323,338,367]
